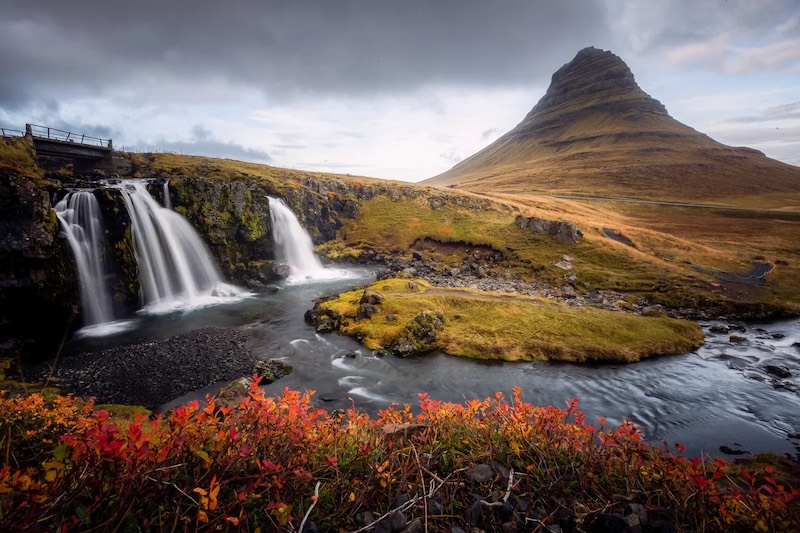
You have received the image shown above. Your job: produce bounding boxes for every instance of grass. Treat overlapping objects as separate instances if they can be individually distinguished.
[0,137,44,181]
[319,279,704,362]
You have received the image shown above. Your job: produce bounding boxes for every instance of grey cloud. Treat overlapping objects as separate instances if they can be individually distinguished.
[0,0,608,110]
[481,128,499,140]
[726,102,800,124]
[130,129,272,163]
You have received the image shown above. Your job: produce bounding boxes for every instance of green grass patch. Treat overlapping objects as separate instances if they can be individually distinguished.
[320,279,705,362]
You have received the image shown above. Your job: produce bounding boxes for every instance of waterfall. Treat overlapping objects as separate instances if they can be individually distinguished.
[116,180,243,313]
[268,197,326,281]
[162,180,172,209]
[55,191,115,327]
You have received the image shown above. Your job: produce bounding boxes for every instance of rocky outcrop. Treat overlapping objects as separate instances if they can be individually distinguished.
[515,215,583,244]
[390,310,444,357]
[0,167,76,361]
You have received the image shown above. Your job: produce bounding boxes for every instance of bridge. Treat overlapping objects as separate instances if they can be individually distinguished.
[2,124,119,175]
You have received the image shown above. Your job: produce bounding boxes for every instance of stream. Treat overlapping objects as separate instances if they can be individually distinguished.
[62,267,800,459]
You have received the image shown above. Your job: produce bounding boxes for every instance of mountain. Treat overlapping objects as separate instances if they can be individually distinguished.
[425,47,800,202]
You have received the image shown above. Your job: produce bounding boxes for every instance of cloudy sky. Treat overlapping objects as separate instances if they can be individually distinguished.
[1,0,798,181]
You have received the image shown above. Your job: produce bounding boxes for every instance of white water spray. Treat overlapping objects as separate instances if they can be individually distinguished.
[116,181,244,313]
[55,191,115,327]
[268,197,329,282]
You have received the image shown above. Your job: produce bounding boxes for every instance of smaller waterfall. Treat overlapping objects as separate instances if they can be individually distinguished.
[162,180,172,210]
[55,191,119,333]
[268,197,355,283]
[117,181,245,314]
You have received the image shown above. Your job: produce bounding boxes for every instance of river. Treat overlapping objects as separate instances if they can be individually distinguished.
[63,267,800,459]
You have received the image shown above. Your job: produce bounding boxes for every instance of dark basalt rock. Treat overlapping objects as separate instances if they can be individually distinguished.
[0,164,76,361]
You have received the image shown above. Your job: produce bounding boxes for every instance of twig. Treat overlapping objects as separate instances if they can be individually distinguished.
[503,469,515,502]
[525,517,557,532]
[298,481,321,533]
[147,476,199,506]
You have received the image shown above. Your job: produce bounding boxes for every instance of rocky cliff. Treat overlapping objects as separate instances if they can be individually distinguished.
[0,140,76,363]
[426,47,800,201]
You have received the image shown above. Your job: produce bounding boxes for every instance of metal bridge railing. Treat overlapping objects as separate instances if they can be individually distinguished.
[0,128,24,138]
[27,124,111,148]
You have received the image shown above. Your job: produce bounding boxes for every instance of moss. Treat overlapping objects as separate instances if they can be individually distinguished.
[320,279,705,363]
[0,137,44,181]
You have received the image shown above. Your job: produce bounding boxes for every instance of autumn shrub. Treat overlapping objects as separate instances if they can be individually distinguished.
[0,383,797,531]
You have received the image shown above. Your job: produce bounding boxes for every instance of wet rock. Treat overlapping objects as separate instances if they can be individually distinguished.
[252,359,292,383]
[765,365,792,378]
[719,444,749,455]
[729,334,746,343]
[709,324,730,334]
[376,268,394,281]
[271,262,292,279]
[344,350,358,358]
[217,377,250,408]
[315,317,337,333]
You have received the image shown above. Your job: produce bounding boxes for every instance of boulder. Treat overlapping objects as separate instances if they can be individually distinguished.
[764,365,792,378]
[216,377,250,409]
[390,310,444,357]
[361,289,384,305]
[515,215,583,244]
[252,359,292,383]
[271,262,292,279]
[357,303,377,320]
[555,221,583,244]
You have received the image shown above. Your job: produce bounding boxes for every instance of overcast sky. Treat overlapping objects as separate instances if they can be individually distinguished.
[1,0,798,181]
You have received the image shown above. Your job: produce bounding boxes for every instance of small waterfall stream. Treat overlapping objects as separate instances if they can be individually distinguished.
[55,191,115,327]
[116,180,244,313]
[268,197,327,281]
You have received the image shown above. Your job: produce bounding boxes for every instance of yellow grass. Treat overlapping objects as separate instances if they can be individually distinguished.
[321,279,704,362]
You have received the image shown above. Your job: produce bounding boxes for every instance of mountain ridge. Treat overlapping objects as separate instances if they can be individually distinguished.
[425,47,800,202]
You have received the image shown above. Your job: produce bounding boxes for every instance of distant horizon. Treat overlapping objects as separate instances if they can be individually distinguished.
[2,1,798,181]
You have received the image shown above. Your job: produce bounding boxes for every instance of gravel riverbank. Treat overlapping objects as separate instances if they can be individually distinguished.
[28,327,256,409]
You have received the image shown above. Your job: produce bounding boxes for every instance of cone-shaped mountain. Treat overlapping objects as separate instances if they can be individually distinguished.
[425,47,800,201]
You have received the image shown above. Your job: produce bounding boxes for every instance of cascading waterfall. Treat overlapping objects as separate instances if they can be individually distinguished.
[116,180,244,313]
[267,197,327,281]
[55,191,115,328]
[267,197,358,283]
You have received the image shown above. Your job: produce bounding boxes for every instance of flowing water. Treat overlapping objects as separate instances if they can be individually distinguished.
[115,181,246,314]
[268,196,357,283]
[54,191,124,336]
[56,186,800,458]
[74,270,795,459]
